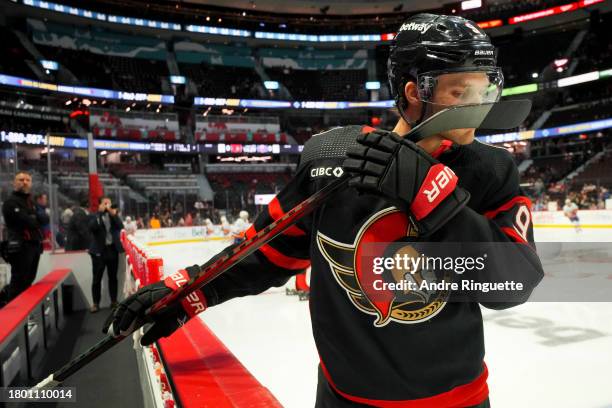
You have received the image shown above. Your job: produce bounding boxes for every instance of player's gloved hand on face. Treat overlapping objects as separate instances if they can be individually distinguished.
[342,129,470,236]
[103,265,206,346]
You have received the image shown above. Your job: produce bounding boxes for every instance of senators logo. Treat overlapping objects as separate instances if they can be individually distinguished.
[317,207,450,327]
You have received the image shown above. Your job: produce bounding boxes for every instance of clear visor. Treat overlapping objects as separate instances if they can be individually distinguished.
[417,68,504,106]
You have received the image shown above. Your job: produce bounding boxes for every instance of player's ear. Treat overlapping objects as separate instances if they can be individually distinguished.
[404,81,422,119]
[404,81,420,106]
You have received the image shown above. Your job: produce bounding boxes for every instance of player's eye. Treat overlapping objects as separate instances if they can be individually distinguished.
[451,89,465,98]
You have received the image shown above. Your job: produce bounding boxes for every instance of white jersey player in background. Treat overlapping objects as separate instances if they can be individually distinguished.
[563,199,582,232]
[231,210,250,244]
[220,215,231,236]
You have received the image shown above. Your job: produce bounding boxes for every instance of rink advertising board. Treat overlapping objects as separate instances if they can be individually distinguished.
[0,131,302,154]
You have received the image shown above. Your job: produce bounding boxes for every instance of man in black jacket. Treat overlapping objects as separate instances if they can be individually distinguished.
[88,196,124,313]
[66,198,91,250]
[0,171,48,307]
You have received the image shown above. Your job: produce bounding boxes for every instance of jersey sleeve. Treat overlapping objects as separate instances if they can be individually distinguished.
[200,164,313,307]
[435,155,544,309]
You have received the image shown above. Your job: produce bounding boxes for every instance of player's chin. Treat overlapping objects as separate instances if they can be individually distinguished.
[442,128,475,145]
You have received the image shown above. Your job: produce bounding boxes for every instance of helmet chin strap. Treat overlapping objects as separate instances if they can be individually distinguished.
[398,98,432,137]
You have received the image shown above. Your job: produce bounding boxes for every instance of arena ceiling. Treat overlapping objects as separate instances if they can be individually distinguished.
[173,0,460,16]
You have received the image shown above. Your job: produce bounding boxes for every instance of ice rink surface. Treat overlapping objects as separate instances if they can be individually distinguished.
[155,227,612,408]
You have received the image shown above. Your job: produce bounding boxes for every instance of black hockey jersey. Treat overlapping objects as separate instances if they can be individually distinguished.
[200,125,544,407]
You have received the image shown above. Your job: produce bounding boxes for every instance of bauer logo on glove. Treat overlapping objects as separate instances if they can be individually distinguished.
[102,265,206,346]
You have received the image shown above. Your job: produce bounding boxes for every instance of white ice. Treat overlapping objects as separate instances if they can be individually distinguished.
[154,227,612,408]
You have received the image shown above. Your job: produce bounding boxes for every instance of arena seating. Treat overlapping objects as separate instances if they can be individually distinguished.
[108,55,169,94]
[544,98,612,128]
[37,45,115,89]
[570,150,612,186]
[195,131,287,143]
[266,67,368,101]
[36,47,168,93]
[207,172,291,213]
[92,126,178,141]
[573,12,612,75]
[0,114,71,135]
[126,173,201,195]
[496,29,579,86]
[0,27,36,78]
[180,63,261,98]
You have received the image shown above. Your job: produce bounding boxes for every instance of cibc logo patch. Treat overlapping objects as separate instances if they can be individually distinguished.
[311,166,344,179]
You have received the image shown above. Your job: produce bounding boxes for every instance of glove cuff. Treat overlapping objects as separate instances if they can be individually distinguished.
[409,163,458,221]
[164,269,208,318]
[410,187,470,237]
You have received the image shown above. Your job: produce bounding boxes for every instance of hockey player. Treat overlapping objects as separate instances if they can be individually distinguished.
[231,210,250,244]
[220,215,231,236]
[563,198,582,232]
[203,218,215,236]
[104,14,544,407]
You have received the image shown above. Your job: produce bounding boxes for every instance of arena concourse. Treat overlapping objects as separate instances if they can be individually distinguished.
[0,0,611,407]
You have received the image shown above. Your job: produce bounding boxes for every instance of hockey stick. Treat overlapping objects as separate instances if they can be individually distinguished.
[33,100,531,389]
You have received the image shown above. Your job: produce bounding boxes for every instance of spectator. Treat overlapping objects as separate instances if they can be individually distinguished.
[173,202,183,223]
[60,207,73,226]
[66,198,91,250]
[149,213,161,229]
[184,212,193,226]
[0,171,47,307]
[193,212,203,226]
[88,196,124,313]
[124,216,137,235]
[35,192,51,250]
[58,207,73,248]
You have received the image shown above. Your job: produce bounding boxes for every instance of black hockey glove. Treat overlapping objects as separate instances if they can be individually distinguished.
[343,129,470,236]
[103,265,206,346]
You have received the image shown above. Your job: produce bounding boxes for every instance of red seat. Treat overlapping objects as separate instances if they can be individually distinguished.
[206,133,220,142]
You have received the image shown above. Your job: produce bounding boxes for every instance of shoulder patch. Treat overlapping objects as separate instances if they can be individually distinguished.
[299,125,368,169]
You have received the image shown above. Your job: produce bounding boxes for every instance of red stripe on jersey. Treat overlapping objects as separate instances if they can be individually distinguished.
[246,226,311,270]
[268,197,306,237]
[320,359,489,408]
[431,139,453,159]
[500,226,529,245]
[484,196,532,220]
[410,164,458,221]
